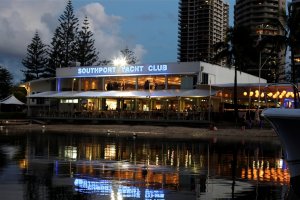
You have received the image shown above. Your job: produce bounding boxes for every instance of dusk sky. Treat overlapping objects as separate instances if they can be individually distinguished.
[0,0,235,83]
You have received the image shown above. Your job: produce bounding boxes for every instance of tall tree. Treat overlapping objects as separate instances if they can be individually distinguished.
[98,59,111,66]
[255,12,288,83]
[260,2,300,106]
[120,47,138,65]
[213,26,257,123]
[288,2,300,107]
[48,28,63,74]
[76,16,99,66]
[50,0,79,68]
[0,66,13,99]
[21,31,48,81]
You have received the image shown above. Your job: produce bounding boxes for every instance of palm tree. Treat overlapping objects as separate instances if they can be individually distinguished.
[214,26,256,124]
[288,2,300,108]
[259,2,300,107]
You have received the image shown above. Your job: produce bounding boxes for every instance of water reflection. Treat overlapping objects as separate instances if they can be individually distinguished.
[0,128,293,199]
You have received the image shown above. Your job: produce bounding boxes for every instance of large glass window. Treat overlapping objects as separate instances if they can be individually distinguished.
[81,78,99,91]
[105,76,136,91]
[70,74,187,91]
[137,76,166,90]
[168,75,181,89]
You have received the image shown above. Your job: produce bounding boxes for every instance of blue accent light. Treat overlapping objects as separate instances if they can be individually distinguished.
[57,78,61,92]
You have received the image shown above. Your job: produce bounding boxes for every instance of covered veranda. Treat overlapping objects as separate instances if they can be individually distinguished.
[27,83,299,125]
[27,89,220,122]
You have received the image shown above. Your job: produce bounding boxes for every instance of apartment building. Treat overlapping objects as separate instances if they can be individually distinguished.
[178,0,229,63]
[234,0,287,82]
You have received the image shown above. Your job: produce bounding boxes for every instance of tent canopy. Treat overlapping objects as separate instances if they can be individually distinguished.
[0,95,25,105]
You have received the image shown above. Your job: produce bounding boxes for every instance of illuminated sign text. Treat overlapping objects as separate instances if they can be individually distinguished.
[77,64,168,76]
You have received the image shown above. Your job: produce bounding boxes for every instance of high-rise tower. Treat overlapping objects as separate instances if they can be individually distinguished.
[290,0,300,81]
[234,0,286,82]
[178,0,229,63]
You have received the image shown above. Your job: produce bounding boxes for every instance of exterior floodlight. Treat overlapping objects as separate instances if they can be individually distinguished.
[113,57,127,67]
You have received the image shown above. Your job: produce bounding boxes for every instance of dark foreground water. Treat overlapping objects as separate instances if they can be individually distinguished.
[0,127,294,200]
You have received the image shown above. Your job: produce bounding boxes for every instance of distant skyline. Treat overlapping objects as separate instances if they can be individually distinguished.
[0,0,236,83]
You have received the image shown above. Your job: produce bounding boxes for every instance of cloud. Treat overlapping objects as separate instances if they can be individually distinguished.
[0,0,146,83]
[0,0,64,57]
[77,3,146,62]
[133,44,147,64]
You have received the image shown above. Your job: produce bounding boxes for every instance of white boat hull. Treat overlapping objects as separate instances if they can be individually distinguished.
[262,108,300,198]
[262,108,300,177]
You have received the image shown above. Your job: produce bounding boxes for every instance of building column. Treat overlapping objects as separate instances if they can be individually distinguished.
[78,78,81,91]
[135,77,138,90]
[165,75,168,89]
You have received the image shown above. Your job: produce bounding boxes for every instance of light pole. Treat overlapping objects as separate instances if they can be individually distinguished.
[258,54,271,108]
[257,32,273,109]
[207,73,216,122]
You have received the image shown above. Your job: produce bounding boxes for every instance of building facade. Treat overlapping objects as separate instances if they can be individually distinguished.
[177,0,229,63]
[234,0,287,82]
[25,62,265,120]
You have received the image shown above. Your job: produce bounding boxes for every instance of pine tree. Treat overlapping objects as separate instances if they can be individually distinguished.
[76,16,99,66]
[0,66,13,99]
[48,28,63,74]
[21,31,48,81]
[120,47,138,65]
[51,0,79,68]
[98,59,111,66]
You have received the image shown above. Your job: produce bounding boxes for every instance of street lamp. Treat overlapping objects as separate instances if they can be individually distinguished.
[257,32,272,109]
[207,74,216,122]
[258,54,272,108]
[113,56,127,67]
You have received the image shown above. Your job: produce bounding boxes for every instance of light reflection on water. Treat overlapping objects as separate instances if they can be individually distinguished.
[0,128,291,199]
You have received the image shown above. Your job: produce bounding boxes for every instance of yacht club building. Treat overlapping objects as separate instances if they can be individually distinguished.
[25,61,265,120]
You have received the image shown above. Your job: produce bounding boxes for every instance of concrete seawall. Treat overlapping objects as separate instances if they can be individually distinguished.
[1,123,277,140]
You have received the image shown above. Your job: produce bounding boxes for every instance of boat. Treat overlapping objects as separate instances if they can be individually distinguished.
[262,108,300,198]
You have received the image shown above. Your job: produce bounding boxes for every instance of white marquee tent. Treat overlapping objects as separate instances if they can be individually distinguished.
[0,95,25,105]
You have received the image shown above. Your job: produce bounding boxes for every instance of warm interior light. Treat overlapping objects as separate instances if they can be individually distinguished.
[243,92,247,96]
[267,92,273,97]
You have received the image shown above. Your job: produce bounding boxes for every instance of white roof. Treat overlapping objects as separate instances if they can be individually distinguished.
[0,95,25,105]
[27,89,217,98]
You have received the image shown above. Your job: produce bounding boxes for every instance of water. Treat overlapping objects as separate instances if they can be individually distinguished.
[0,127,292,199]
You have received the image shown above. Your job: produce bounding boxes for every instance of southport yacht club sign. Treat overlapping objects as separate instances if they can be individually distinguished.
[78,64,168,76]
[56,62,201,78]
